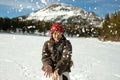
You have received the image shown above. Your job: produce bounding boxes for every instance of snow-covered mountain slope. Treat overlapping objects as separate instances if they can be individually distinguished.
[26,3,102,27]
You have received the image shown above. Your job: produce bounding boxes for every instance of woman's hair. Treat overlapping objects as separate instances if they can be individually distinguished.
[49,35,66,44]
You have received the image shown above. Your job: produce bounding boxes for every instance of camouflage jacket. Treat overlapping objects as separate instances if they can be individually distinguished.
[41,36,72,75]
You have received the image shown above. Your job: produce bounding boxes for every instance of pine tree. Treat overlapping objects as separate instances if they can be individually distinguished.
[102,13,110,39]
[110,12,117,37]
[117,10,120,37]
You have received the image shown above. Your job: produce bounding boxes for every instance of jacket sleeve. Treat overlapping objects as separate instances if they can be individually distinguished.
[41,41,52,68]
[55,40,72,75]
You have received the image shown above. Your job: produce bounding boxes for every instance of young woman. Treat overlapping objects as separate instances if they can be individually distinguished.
[41,23,72,80]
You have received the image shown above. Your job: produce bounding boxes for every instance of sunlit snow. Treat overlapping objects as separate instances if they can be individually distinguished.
[0,33,120,80]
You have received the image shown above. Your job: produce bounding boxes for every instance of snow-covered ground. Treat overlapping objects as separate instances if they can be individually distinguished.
[0,33,120,80]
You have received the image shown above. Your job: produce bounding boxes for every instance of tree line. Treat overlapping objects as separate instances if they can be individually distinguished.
[99,10,120,41]
[0,17,100,37]
[0,17,52,35]
[0,10,120,41]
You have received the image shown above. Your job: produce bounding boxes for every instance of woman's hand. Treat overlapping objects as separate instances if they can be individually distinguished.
[44,65,52,78]
[53,69,59,80]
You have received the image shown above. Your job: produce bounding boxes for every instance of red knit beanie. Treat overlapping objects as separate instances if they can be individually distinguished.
[50,23,64,34]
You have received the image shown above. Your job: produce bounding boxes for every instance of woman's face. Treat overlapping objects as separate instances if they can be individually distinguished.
[52,31,63,42]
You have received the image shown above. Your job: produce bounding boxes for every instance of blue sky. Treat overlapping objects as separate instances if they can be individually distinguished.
[0,0,120,18]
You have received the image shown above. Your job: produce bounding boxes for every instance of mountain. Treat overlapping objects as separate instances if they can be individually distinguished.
[26,3,103,27]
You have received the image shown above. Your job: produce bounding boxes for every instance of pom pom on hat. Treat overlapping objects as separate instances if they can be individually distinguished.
[50,23,64,34]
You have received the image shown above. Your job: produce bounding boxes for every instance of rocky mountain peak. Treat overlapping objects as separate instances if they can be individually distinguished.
[26,3,102,27]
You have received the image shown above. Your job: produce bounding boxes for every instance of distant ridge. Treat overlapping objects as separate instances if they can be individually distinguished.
[25,3,102,27]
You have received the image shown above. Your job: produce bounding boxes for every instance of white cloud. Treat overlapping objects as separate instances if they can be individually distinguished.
[0,0,41,9]
[0,0,15,7]
[72,0,75,2]
[41,0,47,5]
[0,0,43,12]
